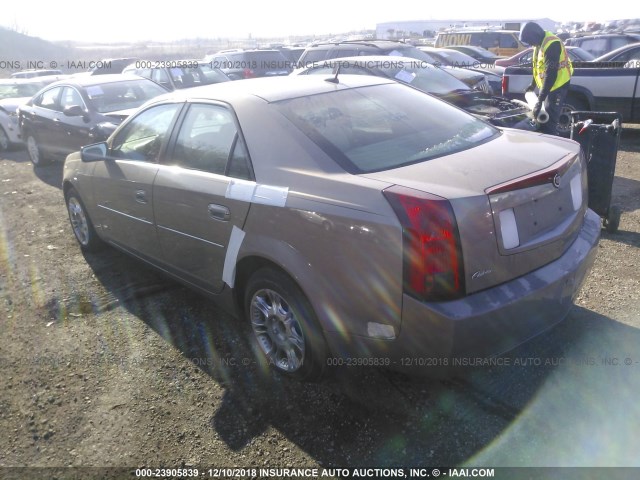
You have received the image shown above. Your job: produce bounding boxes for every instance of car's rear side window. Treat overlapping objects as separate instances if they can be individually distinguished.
[301,50,328,63]
[277,83,498,174]
[167,103,252,180]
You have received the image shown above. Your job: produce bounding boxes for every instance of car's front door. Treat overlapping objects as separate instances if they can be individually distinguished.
[153,102,253,293]
[91,103,182,260]
[59,86,94,154]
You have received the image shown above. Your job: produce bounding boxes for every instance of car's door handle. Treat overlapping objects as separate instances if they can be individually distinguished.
[135,190,148,204]
[208,204,230,221]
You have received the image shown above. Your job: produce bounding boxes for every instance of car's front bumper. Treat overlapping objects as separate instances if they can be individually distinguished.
[324,208,601,375]
[0,114,22,145]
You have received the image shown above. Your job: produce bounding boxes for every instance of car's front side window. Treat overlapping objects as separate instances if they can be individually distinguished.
[110,103,181,162]
[60,87,87,110]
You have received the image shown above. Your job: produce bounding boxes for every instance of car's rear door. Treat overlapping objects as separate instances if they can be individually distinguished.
[91,103,182,260]
[24,86,64,155]
[152,102,253,293]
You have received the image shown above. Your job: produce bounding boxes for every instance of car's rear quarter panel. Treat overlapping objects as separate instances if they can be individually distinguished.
[232,96,405,338]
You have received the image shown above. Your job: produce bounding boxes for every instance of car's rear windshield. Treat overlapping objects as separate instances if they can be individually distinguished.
[84,79,166,113]
[277,82,498,174]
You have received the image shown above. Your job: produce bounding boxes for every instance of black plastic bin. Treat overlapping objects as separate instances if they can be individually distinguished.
[570,111,622,233]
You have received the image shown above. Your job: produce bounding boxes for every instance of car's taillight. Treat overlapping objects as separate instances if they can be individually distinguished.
[501,75,508,96]
[243,68,255,79]
[383,186,465,301]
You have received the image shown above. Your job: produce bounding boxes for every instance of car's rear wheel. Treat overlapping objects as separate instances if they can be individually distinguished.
[0,127,10,152]
[244,267,327,381]
[605,205,621,233]
[558,95,588,137]
[26,134,51,166]
[65,188,103,251]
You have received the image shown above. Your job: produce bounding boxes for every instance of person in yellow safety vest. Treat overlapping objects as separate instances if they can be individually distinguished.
[519,21,573,135]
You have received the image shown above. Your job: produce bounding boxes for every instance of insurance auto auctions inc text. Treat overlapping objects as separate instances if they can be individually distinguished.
[185,467,495,478]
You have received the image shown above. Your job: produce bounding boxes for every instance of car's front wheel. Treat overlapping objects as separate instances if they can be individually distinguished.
[65,188,103,251]
[26,134,51,166]
[244,268,327,381]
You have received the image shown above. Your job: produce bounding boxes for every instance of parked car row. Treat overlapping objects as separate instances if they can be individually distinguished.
[17,75,167,165]
[0,75,68,151]
[292,57,529,128]
[9,32,640,164]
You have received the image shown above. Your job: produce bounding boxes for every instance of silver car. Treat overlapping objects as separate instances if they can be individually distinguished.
[62,75,600,380]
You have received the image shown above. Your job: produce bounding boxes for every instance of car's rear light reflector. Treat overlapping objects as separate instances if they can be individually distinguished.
[570,174,582,211]
[502,75,508,96]
[243,69,255,79]
[383,186,465,301]
[367,322,396,340]
[499,208,520,249]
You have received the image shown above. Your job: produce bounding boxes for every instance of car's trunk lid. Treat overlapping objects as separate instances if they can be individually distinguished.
[363,129,587,294]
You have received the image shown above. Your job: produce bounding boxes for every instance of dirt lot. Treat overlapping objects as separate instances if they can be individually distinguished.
[0,126,639,477]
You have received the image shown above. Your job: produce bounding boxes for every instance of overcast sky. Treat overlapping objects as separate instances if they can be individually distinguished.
[3,1,638,43]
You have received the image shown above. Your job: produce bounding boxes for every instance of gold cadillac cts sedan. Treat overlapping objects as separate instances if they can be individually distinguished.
[62,75,600,380]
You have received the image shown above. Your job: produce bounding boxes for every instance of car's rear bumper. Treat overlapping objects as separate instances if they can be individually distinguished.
[324,208,601,375]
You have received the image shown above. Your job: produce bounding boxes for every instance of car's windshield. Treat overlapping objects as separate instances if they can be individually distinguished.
[377,60,471,95]
[278,82,498,174]
[435,50,483,66]
[167,66,228,88]
[386,47,439,64]
[571,47,595,61]
[0,83,44,100]
[84,80,166,113]
[198,65,230,84]
[468,47,499,59]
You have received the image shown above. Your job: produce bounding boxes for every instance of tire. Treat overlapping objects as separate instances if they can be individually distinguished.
[558,94,588,137]
[244,267,327,381]
[605,205,621,233]
[26,134,51,166]
[0,126,10,152]
[65,188,103,251]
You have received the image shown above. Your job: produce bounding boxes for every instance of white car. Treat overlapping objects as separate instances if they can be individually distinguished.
[0,76,67,151]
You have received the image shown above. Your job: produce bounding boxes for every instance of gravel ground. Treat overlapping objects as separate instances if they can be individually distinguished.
[0,126,639,478]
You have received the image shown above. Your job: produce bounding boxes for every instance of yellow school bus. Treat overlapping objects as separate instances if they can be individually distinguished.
[435,30,527,57]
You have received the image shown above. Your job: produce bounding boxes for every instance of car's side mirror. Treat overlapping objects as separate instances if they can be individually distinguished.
[81,142,108,162]
[63,105,87,118]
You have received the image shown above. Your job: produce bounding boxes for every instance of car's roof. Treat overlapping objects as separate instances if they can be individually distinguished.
[50,74,155,87]
[10,69,63,77]
[439,30,519,33]
[570,33,640,40]
[451,45,494,53]
[216,49,284,54]
[2,78,43,85]
[300,55,431,68]
[307,40,414,49]
[153,74,395,104]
